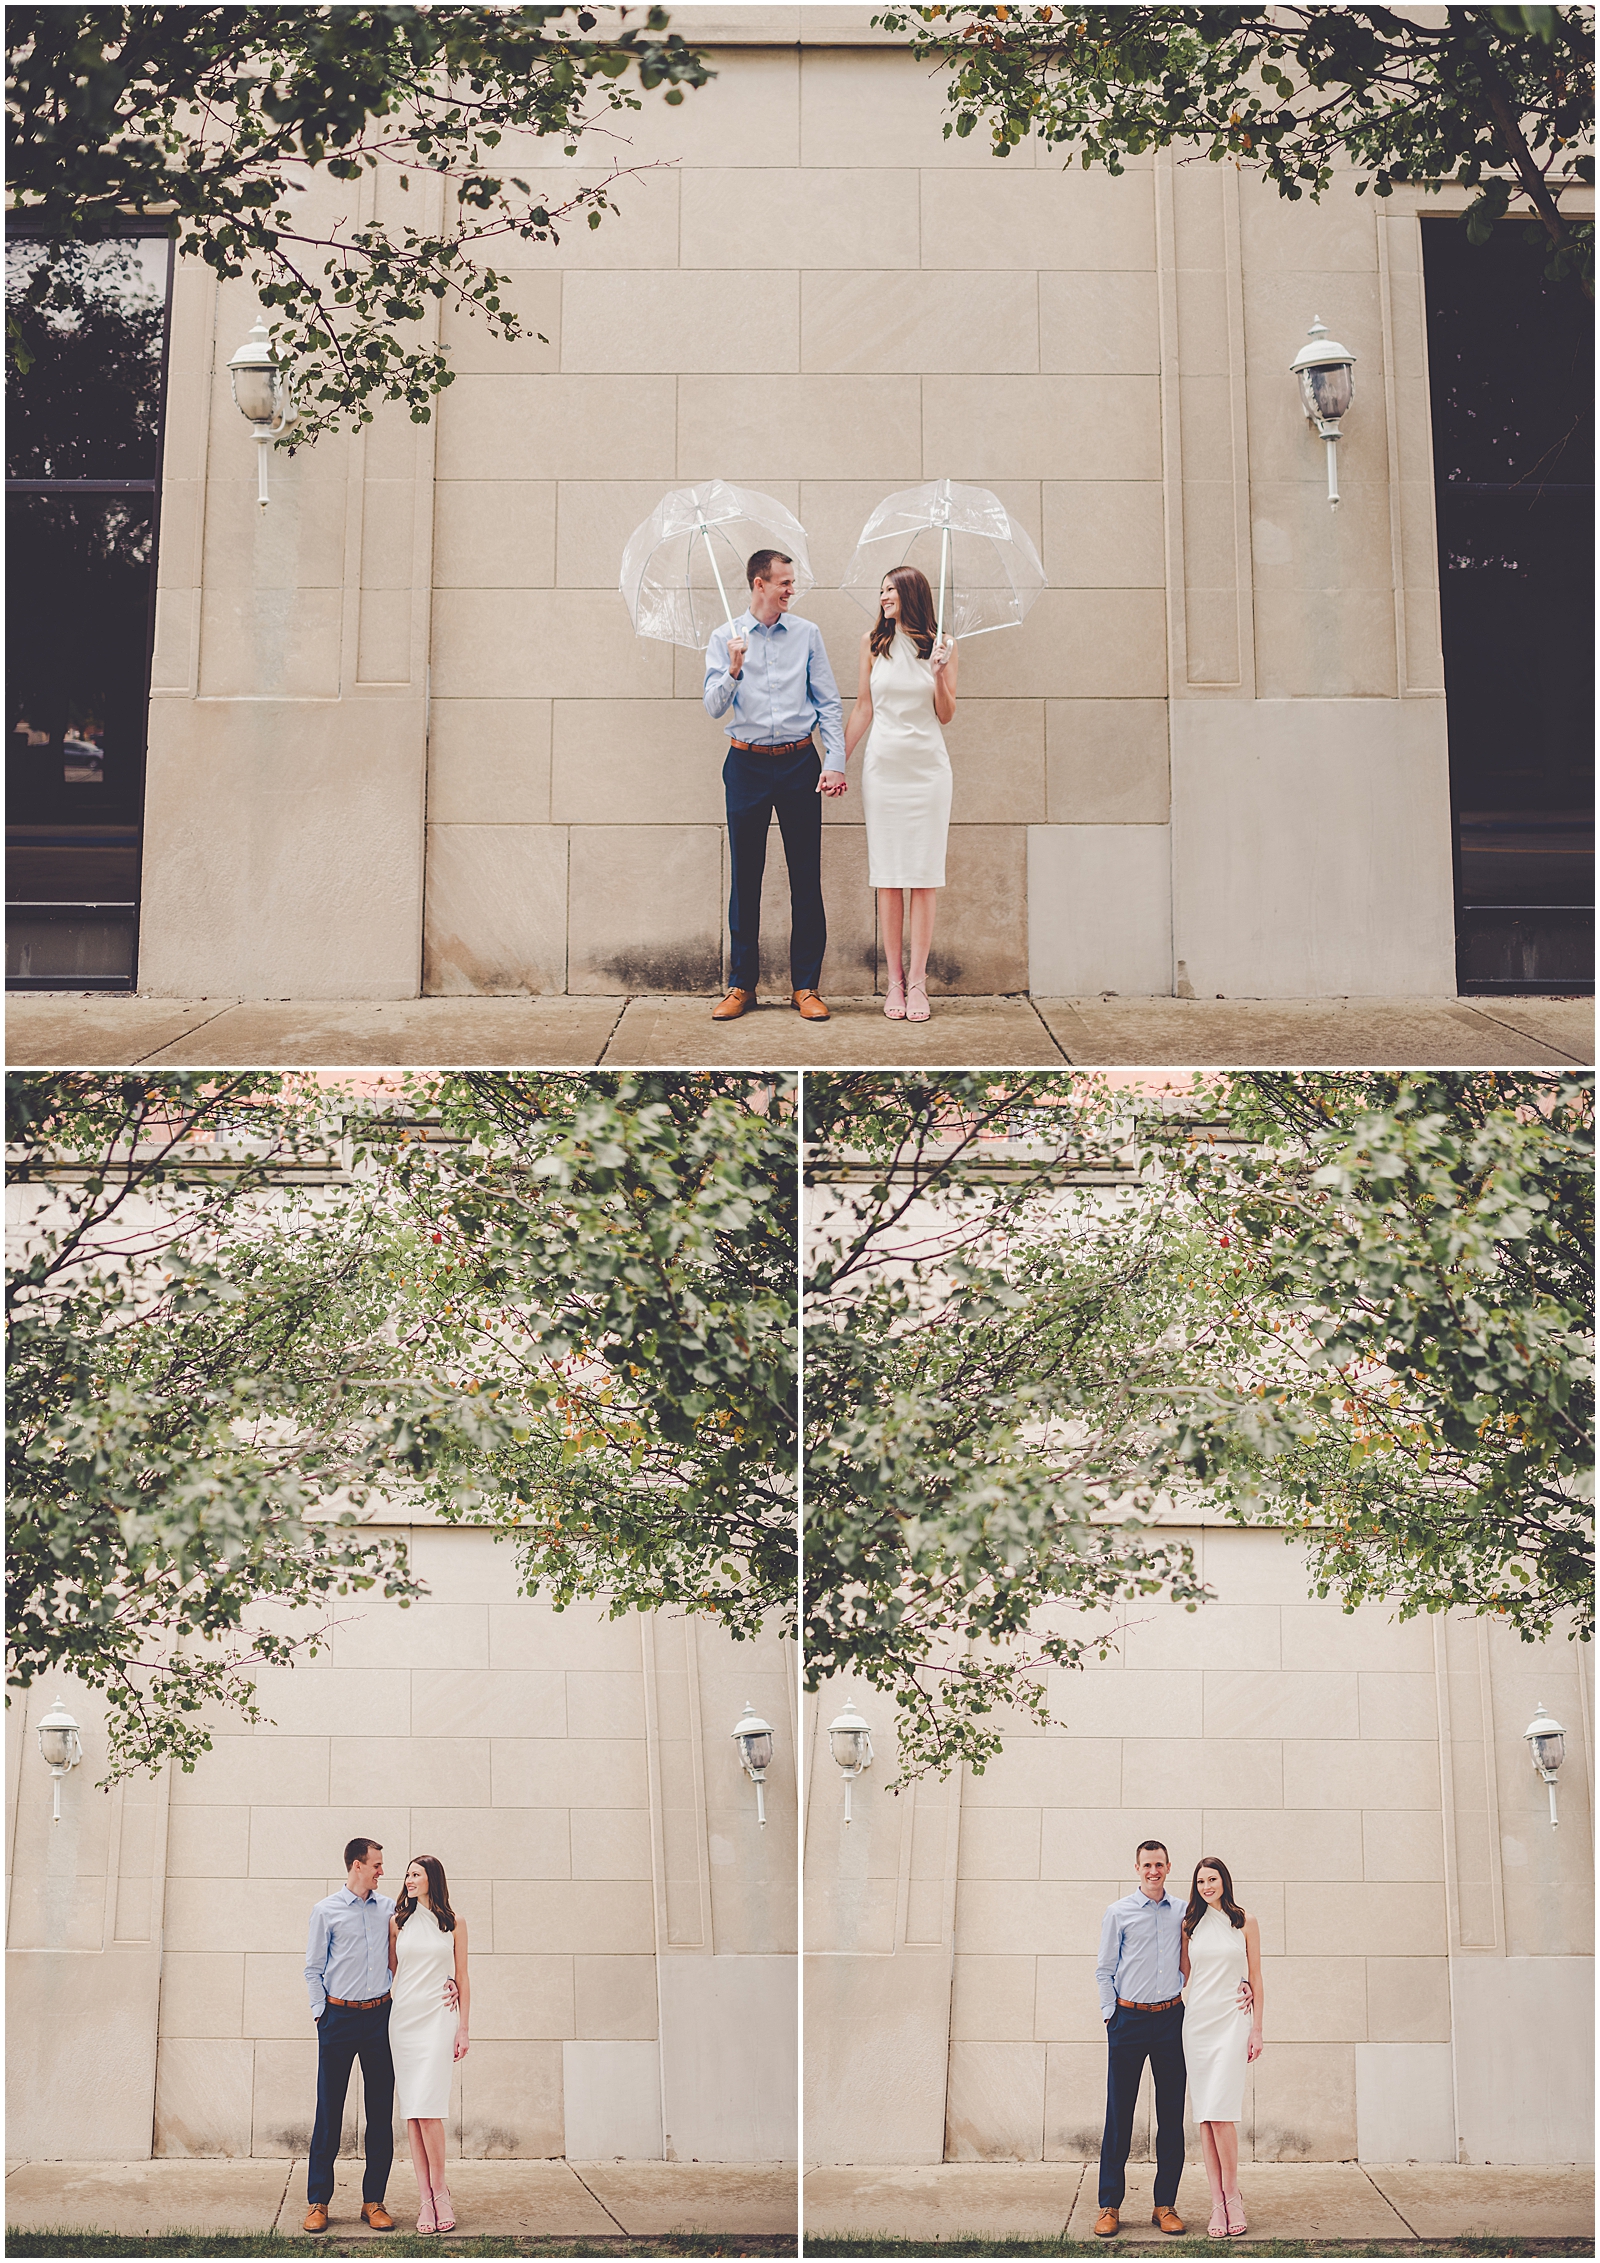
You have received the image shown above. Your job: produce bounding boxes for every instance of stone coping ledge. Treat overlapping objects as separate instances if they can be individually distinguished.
[801,2163,1594,2246]
[4,2160,798,2241]
[5,992,1592,1070]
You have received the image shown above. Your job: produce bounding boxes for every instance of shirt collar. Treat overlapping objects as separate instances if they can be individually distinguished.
[1126,1887,1176,1910]
[746,609,789,635]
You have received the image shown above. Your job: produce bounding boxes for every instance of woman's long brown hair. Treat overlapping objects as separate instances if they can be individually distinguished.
[1183,1854,1246,1937]
[395,1853,458,1933]
[870,565,939,661]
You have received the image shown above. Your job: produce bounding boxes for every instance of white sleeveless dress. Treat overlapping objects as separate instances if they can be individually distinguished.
[389,1906,457,2119]
[862,630,952,888]
[1183,1906,1250,2123]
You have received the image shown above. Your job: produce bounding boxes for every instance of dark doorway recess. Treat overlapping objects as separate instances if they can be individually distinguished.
[6,228,173,990]
[1421,219,1594,994]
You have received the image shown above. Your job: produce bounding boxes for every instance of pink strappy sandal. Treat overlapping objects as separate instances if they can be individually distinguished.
[884,977,906,1019]
[416,2193,437,2233]
[432,2184,456,2234]
[906,981,930,1022]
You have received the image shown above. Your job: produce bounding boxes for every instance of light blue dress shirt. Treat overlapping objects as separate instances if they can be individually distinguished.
[703,609,846,772]
[304,1884,396,2017]
[1096,1887,1186,2022]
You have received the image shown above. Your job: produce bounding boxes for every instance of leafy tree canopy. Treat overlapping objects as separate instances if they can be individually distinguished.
[5,5,713,437]
[803,1070,1592,1783]
[871,4,1595,291]
[804,1075,1233,1782]
[1163,1070,1593,1645]
[7,1070,794,1782]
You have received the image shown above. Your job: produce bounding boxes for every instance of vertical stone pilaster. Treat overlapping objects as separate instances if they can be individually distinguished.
[1437,1614,1506,1954]
[643,1613,712,1954]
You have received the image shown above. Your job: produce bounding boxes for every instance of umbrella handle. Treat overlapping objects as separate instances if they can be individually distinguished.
[695,519,738,637]
[936,522,950,644]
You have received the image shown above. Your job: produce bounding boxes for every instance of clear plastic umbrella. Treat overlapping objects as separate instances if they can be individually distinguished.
[619,481,813,651]
[840,477,1046,642]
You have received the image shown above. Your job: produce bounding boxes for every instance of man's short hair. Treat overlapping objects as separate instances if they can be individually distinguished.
[747,548,792,588]
[1135,1839,1169,1863]
[344,1837,382,1871]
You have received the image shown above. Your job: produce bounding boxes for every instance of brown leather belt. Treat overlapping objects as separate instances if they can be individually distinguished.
[325,1993,390,2010]
[1118,1994,1182,2013]
[730,735,816,756]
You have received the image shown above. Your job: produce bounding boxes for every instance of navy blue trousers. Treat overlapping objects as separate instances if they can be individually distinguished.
[308,1999,394,2205]
[1099,2000,1186,2209]
[723,741,826,992]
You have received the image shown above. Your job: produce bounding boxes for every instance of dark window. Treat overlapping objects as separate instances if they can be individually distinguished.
[1422,219,1594,994]
[6,232,172,989]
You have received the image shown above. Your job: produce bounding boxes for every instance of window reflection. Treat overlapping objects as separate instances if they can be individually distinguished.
[6,495,154,818]
[1423,220,1594,991]
[6,237,169,480]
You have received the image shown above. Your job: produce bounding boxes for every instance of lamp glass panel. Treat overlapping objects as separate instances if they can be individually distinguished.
[743,1732,773,1770]
[1533,1731,1565,1768]
[1300,365,1352,422]
[39,1727,72,1765]
[231,366,278,423]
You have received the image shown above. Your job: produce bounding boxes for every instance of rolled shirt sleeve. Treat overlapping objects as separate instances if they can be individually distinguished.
[1096,1903,1122,2023]
[305,1901,332,2019]
[704,622,740,721]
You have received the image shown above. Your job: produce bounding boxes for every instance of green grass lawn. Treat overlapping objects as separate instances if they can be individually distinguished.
[4,2236,797,2260]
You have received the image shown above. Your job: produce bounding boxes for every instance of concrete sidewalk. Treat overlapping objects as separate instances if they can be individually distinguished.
[4,2158,797,2241]
[6,991,1593,1069]
[802,2161,1594,2245]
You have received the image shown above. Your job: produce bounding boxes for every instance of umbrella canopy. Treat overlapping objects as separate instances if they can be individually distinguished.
[619,481,813,650]
[840,477,1046,641]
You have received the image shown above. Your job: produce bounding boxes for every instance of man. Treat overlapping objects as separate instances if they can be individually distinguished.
[302,1838,456,2234]
[702,549,846,1022]
[1095,1840,1189,2238]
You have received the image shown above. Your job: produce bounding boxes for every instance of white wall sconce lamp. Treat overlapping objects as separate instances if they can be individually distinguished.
[732,1701,775,1828]
[1523,1702,1568,1828]
[36,1697,83,1824]
[227,317,295,509]
[1290,317,1357,508]
[827,1698,874,1824]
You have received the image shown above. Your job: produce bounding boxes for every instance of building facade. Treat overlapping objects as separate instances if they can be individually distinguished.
[8,9,1592,1001]
[803,1522,1594,2170]
[6,1519,799,2165]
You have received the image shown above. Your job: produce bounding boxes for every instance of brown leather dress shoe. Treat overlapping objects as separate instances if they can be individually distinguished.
[711,988,754,1020]
[360,2201,395,2230]
[1094,2205,1120,2236]
[1151,2204,1186,2235]
[792,988,830,1020]
[302,2203,329,2233]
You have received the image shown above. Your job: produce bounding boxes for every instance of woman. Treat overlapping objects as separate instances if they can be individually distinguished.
[844,565,959,1022]
[389,1855,470,2234]
[1179,1856,1263,2238]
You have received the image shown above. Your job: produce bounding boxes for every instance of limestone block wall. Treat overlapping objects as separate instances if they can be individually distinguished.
[141,161,440,999]
[415,16,1458,1002]
[6,1525,798,2163]
[801,1527,1593,2167]
[129,8,1477,998]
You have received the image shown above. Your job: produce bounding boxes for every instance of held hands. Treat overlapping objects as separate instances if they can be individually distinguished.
[817,770,848,798]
